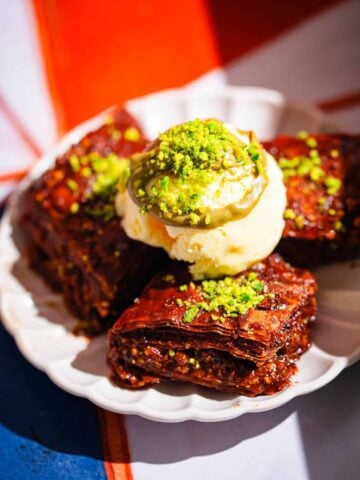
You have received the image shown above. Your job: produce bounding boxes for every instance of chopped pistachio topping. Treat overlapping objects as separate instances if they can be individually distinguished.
[310,166,325,181]
[183,305,200,323]
[84,204,116,221]
[306,137,318,148]
[334,220,344,232]
[69,155,80,172]
[284,208,296,220]
[68,151,130,219]
[324,176,342,195]
[89,152,130,196]
[69,152,130,197]
[124,126,141,142]
[179,271,266,323]
[295,215,304,229]
[163,274,176,283]
[296,130,309,140]
[318,197,327,211]
[278,137,343,207]
[66,179,78,192]
[81,166,92,177]
[130,119,268,228]
[70,202,79,214]
[279,152,324,181]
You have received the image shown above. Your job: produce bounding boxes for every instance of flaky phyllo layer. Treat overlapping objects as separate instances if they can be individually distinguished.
[108,254,317,395]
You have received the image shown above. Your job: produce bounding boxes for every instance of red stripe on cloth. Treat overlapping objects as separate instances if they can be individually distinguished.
[0,94,43,158]
[0,168,29,183]
[206,0,342,64]
[317,91,360,112]
[98,410,133,480]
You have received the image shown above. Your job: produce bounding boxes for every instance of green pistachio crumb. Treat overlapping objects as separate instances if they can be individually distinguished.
[295,215,304,229]
[163,274,175,283]
[70,202,79,214]
[81,166,92,177]
[310,166,325,181]
[189,212,201,226]
[204,214,211,225]
[324,176,342,195]
[306,137,318,148]
[247,272,257,281]
[168,349,175,357]
[66,179,78,192]
[124,126,141,142]
[318,197,326,212]
[278,145,328,185]
[334,220,344,232]
[278,157,300,169]
[69,155,80,172]
[180,272,266,324]
[183,305,200,323]
[131,119,267,228]
[284,208,296,220]
[71,150,130,208]
[84,204,115,221]
[297,160,312,176]
[309,149,319,159]
[296,131,309,140]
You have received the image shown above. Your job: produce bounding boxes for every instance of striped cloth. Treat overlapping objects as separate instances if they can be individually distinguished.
[1,1,360,479]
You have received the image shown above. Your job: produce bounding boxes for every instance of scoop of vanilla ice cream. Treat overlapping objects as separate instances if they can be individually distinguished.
[117,149,286,279]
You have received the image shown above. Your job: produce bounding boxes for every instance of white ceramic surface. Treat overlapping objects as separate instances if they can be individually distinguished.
[0,86,359,422]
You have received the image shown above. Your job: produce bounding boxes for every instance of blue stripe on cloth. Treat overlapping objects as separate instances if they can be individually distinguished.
[0,323,107,480]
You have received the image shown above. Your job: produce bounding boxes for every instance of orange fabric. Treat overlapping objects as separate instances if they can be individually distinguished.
[31,0,220,131]
[32,0,342,133]
[98,410,133,480]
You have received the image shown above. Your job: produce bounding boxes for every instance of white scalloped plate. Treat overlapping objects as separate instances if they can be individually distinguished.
[1,86,359,422]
